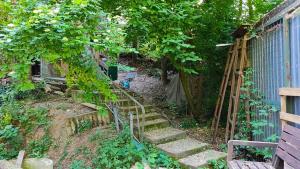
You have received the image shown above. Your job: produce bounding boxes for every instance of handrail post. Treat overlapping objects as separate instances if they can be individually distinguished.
[112,106,120,133]
[129,112,134,138]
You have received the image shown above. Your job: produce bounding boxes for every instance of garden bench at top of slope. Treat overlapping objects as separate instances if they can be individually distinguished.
[227,88,300,169]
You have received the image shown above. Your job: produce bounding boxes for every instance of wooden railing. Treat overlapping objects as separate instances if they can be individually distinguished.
[279,88,300,127]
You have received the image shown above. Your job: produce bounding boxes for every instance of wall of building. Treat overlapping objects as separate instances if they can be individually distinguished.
[248,1,300,140]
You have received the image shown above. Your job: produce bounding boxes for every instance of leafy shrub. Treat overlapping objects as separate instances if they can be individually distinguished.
[0,90,50,159]
[0,125,23,160]
[15,82,47,101]
[26,134,53,158]
[91,127,181,169]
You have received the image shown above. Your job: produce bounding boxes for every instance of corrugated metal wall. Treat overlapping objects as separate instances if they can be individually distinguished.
[290,14,300,127]
[248,20,285,141]
[248,12,300,140]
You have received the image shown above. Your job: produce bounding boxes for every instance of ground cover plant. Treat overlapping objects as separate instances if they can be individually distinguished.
[0,83,52,160]
[84,127,181,169]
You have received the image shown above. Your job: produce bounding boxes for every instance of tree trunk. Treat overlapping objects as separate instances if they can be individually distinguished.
[161,56,169,85]
[179,71,204,119]
[179,71,193,117]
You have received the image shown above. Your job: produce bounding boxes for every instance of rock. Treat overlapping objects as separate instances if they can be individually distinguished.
[54,91,64,96]
[0,160,21,169]
[44,84,52,93]
[22,158,53,169]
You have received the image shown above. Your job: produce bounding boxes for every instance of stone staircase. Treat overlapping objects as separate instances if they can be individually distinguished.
[113,89,227,169]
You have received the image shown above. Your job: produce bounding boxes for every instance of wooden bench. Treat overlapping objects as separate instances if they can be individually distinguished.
[227,88,300,169]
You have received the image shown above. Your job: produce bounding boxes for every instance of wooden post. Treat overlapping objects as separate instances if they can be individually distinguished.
[280,95,287,129]
[283,15,291,87]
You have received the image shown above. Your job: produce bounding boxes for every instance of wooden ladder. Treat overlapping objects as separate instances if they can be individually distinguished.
[225,35,248,142]
[211,44,236,143]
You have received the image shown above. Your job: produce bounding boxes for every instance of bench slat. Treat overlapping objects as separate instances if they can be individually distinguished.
[228,160,241,169]
[276,148,300,168]
[283,124,300,140]
[281,132,300,149]
[229,160,274,169]
[278,140,300,160]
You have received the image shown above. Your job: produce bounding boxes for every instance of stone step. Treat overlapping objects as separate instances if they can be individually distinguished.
[119,106,139,112]
[116,100,135,107]
[133,113,161,121]
[144,127,187,144]
[137,118,169,131]
[179,150,227,169]
[157,138,209,159]
[119,106,155,114]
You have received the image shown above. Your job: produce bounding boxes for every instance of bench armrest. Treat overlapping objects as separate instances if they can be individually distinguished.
[227,140,278,161]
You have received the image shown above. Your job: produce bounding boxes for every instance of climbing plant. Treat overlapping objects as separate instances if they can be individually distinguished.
[236,68,279,160]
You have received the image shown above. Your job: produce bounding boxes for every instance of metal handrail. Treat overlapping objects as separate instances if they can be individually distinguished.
[97,66,145,142]
[111,83,145,142]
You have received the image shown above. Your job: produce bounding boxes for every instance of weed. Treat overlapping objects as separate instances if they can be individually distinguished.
[91,127,181,169]
[70,160,92,169]
[88,129,102,142]
[0,125,23,160]
[78,120,93,133]
[208,160,227,169]
[56,103,69,111]
[180,118,199,129]
[57,139,71,169]
[27,133,53,158]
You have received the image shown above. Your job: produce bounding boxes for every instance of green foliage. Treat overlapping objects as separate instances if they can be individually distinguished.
[180,118,199,129]
[123,1,202,74]
[0,125,23,160]
[118,64,136,72]
[78,119,93,133]
[0,0,128,103]
[208,159,227,169]
[70,160,92,169]
[91,127,181,169]
[198,160,227,169]
[26,134,53,158]
[237,0,283,23]
[57,139,71,169]
[0,84,51,159]
[236,68,279,160]
[88,129,102,142]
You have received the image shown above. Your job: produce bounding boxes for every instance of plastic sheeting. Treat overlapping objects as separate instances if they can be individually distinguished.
[166,74,187,107]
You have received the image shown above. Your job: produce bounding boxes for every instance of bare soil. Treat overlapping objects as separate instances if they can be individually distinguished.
[28,95,117,168]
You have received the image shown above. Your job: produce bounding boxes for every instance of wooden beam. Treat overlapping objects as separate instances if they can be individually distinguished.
[280,112,300,125]
[81,103,100,110]
[283,14,291,87]
[279,88,300,96]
